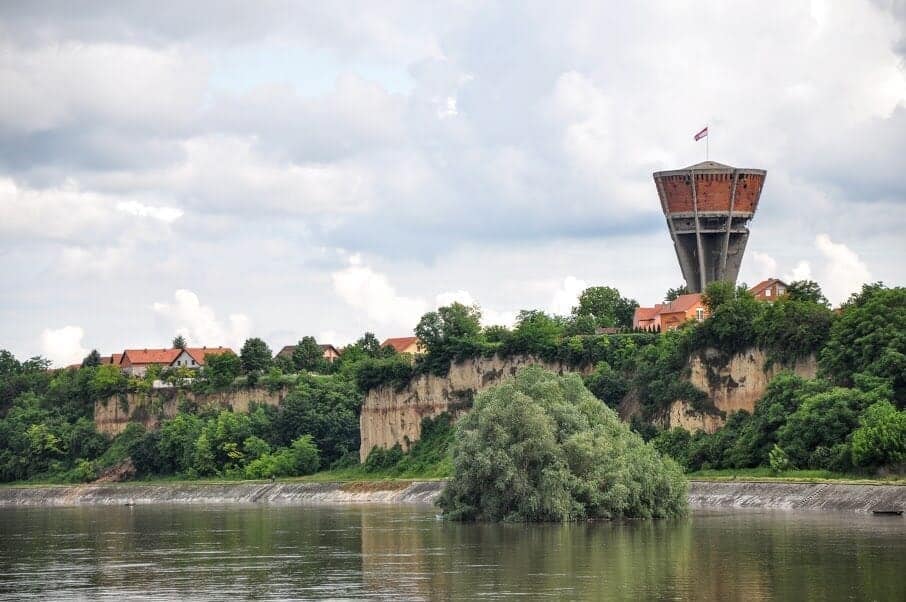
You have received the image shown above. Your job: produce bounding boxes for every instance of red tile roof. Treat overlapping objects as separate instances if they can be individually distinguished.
[661,293,704,313]
[182,347,234,366]
[381,336,420,353]
[633,306,662,322]
[749,278,787,296]
[121,348,182,366]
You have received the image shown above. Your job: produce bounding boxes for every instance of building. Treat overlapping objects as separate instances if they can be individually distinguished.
[633,293,709,331]
[381,336,423,355]
[170,346,234,368]
[119,348,181,376]
[654,161,766,293]
[276,343,341,363]
[749,278,788,301]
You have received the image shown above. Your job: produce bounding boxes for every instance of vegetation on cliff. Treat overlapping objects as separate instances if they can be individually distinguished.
[438,367,687,521]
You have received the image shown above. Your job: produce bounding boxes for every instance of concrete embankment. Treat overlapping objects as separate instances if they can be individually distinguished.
[1,480,905,513]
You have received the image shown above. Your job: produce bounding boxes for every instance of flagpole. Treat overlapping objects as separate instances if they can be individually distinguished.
[706,124,709,161]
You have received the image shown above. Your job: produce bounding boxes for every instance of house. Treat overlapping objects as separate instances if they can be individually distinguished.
[633,293,709,331]
[749,278,788,301]
[118,348,181,376]
[276,343,341,363]
[381,336,424,355]
[170,346,234,369]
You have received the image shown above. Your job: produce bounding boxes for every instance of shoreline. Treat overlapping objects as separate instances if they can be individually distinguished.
[1,480,906,513]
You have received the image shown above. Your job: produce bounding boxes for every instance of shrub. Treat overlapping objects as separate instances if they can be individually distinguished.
[768,445,791,473]
[438,367,687,521]
[851,401,906,469]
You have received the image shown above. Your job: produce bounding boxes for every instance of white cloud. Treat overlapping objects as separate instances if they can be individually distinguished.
[815,234,872,304]
[751,251,779,281]
[40,326,87,368]
[435,290,518,327]
[115,200,183,223]
[331,261,427,329]
[786,260,813,282]
[152,289,251,349]
[549,276,588,316]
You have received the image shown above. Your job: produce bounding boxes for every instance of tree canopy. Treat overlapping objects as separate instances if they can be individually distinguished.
[571,286,638,329]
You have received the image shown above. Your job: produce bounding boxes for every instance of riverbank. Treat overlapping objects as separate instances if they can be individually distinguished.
[2,479,906,513]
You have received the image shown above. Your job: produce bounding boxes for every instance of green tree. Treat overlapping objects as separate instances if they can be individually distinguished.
[701,281,739,312]
[157,413,205,474]
[851,401,906,469]
[502,310,563,356]
[292,336,326,372]
[584,361,628,408]
[81,350,102,368]
[415,303,484,375]
[753,297,834,363]
[438,367,687,521]
[665,285,689,302]
[240,338,273,374]
[768,444,791,473]
[90,364,127,398]
[172,335,187,350]
[205,351,241,389]
[819,284,906,404]
[786,280,829,306]
[572,286,639,329]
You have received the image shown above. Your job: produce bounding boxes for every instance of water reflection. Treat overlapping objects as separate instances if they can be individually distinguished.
[1,505,904,600]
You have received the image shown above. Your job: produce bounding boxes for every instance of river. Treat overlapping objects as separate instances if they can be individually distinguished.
[1,504,904,600]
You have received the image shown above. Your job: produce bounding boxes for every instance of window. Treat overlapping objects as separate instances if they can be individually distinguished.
[191,359,196,366]
[765,288,771,297]
[695,308,705,321]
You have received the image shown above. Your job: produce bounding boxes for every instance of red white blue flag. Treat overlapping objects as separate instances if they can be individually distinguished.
[694,126,708,141]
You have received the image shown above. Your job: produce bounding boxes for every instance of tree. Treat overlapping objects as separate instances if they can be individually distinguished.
[205,351,241,389]
[81,350,102,368]
[819,284,906,405]
[786,280,829,307]
[584,361,628,408]
[665,285,689,302]
[240,338,272,374]
[572,286,638,329]
[415,303,484,374]
[753,297,834,363]
[701,281,738,312]
[501,310,563,356]
[292,336,326,372]
[172,335,187,350]
[437,367,687,521]
[851,401,906,469]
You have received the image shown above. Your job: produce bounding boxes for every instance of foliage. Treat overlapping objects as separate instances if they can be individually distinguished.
[244,435,320,479]
[572,286,638,329]
[354,354,414,391]
[82,350,102,368]
[362,413,455,477]
[172,335,187,350]
[498,310,563,356]
[691,292,763,355]
[851,401,906,469]
[650,428,693,470]
[240,337,273,374]
[438,367,687,521]
[768,445,791,473]
[701,281,739,312]
[819,284,906,404]
[665,285,689,302]
[786,280,829,307]
[753,298,834,364]
[584,361,628,408]
[292,336,328,373]
[204,351,241,390]
[415,302,486,375]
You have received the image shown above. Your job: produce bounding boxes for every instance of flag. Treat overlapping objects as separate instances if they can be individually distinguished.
[694,126,708,141]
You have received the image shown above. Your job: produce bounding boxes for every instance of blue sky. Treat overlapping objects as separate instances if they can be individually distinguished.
[0,0,904,366]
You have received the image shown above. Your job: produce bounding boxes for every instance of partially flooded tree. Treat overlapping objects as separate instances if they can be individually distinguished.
[438,367,687,522]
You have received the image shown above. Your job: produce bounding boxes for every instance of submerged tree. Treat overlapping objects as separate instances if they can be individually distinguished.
[438,367,687,522]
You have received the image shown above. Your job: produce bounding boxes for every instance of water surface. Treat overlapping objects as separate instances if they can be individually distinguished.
[1,505,904,600]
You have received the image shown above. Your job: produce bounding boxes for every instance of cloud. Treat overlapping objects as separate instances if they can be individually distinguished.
[115,201,183,223]
[549,276,588,316]
[751,252,779,282]
[815,234,872,304]
[40,326,87,367]
[785,260,813,282]
[331,261,427,330]
[435,290,518,327]
[152,289,251,349]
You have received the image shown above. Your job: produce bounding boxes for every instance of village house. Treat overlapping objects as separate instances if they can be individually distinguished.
[749,278,788,301]
[633,293,709,331]
[275,343,341,363]
[118,346,234,376]
[170,346,234,368]
[381,336,424,355]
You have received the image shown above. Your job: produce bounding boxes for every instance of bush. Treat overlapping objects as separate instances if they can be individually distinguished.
[354,355,414,391]
[851,401,906,469]
[768,445,791,473]
[438,367,687,521]
[754,298,834,364]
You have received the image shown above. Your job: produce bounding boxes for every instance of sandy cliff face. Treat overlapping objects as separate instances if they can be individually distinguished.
[359,355,590,461]
[665,348,818,433]
[94,388,286,436]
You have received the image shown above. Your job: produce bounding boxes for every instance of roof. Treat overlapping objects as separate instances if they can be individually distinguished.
[181,347,234,366]
[633,306,662,322]
[319,344,340,356]
[749,278,788,295]
[277,343,340,358]
[106,353,123,365]
[121,348,181,365]
[686,160,733,170]
[381,336,420,353]
[661,293,704,313]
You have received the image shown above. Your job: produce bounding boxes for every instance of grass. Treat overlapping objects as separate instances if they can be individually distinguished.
[688,467,906,485]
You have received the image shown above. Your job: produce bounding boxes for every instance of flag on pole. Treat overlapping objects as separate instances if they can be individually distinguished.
[694,126,708,141]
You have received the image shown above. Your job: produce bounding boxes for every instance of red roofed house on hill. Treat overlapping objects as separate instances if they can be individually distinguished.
[633,293,709,331]
[170,346,235,369]
[119,348,182,376]
[275,344,341,363]
[749,278,788,301]
[381,336,424,355]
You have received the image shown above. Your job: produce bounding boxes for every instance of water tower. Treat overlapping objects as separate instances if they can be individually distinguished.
[653,161,766,293]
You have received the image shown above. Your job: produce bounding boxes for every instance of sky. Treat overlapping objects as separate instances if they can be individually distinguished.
[1,1,904,366]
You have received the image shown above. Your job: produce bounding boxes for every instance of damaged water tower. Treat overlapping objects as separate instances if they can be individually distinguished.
[653,161,766,293]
